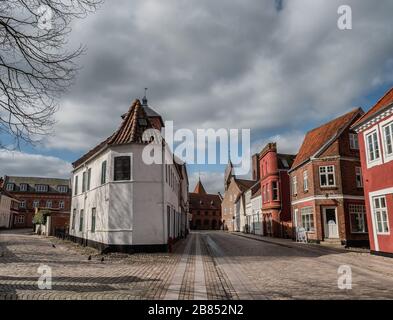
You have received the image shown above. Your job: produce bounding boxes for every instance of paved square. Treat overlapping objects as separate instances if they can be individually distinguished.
[0,229,393,300]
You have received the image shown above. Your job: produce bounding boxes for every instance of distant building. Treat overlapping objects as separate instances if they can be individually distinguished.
[221,160,255,231]
[244,182,262,235]
[1,176,71,229]
[259,143,295,238]
[69,97,189,253]
[290,108,368,247]
[189,179,221,230]
[0,186,19,229]
[352,88,393,257]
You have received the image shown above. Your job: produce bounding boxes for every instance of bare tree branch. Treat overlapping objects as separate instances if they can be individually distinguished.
[0,0,102,149]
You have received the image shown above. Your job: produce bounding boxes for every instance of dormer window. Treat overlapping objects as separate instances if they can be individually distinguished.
[20,184,28,192]
[35,184,48,192]
[6,183,14,191]
[57,185,68,193]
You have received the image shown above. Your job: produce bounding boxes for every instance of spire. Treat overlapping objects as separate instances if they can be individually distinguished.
[142,88,148,106]
[193,178,207,194]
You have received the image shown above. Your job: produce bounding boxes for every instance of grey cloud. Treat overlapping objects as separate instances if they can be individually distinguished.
[42,0,393,154]
[0,151,72,178]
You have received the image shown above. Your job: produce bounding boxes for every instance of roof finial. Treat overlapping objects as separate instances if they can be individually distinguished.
[142,88,148,106]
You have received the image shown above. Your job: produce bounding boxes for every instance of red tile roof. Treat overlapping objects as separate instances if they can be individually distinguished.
[73,100,155,168]
[189,193,221,210]
[193,179,207,194]
[291,108,363,170]
[352,87,393,128]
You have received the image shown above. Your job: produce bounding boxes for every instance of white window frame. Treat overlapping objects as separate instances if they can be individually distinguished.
[292,176,297,196]
[33,200,39,208]
[319,165,336,187]
[349,133,359,150]
[6,183,14,191]
[373,196,390,235]
[19,200,26,208]
[355,167,363,188]
[301,207,314,232]
[20,184,28,192]
[349,204,367,234]
[364,126,382,168]
[35,184,48,192]
[303,170,308,192]
[16,215,25,224]
[59,200,65,209]
[46,200,52,208]
[380,117,393,164]
[57,185,68,193]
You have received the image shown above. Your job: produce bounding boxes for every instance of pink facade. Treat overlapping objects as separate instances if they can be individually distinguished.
[353,94,393,256]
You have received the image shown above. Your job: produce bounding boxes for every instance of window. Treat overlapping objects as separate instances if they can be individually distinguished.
[301,207,314,232]
[33,200,39,208]
[72,209,76,230]
[57,185,68,193]
[19,200,26,208]
[349,133,359,150]
[114,156,131,181]
[74,175,78,195]
[382,121,393,156]
[373,196,389,234]
[272,181,279,201]
[46,200,52,208]
[6,183,14,191]
[20,184,28,192]
[303,170,308,192]
[355,167,363,188]
[91,208,96,233]
[349,204,367,233]
[319,166,335,187]
[366,130,380,162]
[82,172,86,193]
[101,161,107,185]
[35,184,48,192]
[87,168,91,191]
[79,209,84,232]
[16,215,25,224]
[292,176,297,195]
[59,200,65,209]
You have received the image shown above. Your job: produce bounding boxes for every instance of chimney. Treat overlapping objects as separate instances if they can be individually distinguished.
[142,88,148,106]
[252,154,260,181]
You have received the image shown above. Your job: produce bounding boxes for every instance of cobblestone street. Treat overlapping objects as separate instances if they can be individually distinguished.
[0,229,393,300]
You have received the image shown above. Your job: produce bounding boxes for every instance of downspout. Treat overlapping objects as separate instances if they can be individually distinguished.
[162,141,166,246]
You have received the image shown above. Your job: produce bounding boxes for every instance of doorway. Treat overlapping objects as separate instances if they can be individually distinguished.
[323,207,339,239]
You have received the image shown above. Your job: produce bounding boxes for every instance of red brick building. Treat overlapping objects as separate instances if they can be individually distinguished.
[352,88,393,257]
[290,108,368,247]
[189,179,222,230]
[259,143,295,238]
[2,176,71,229]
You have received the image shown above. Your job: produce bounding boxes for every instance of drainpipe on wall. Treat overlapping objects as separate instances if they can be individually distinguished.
[161,142,166,247]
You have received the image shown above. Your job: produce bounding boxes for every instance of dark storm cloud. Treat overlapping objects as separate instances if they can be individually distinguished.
[41,0,393,154]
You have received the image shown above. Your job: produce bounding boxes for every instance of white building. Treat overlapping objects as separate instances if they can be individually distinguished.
[0,188,18,229]
[69,97,189,253]
[243,182,262,235]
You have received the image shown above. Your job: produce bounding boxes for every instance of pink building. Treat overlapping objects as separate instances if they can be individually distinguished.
[352,88,393,257]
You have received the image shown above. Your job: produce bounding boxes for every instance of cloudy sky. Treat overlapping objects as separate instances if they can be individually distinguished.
[1,0,393,193]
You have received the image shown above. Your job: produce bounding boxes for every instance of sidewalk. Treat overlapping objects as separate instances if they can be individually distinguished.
[228,231,370,255]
